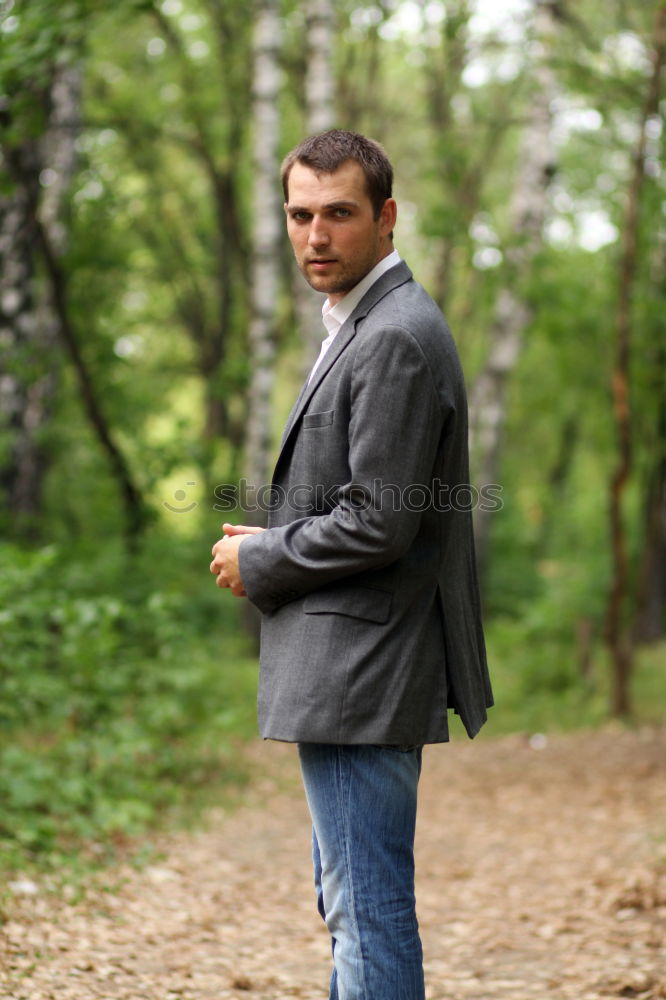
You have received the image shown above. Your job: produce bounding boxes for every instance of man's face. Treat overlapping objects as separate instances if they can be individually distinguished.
[284,160,396,304]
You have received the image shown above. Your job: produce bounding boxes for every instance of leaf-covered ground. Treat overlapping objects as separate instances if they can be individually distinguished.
[2,727,665,1000]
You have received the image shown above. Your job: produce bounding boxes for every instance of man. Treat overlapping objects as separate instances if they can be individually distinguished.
[210,129,492,1000]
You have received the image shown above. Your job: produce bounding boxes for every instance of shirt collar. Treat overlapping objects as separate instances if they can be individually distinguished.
[321,249,401,338]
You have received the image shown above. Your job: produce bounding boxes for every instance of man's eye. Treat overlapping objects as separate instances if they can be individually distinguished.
[292,211,311,221]
[334,208,351,217]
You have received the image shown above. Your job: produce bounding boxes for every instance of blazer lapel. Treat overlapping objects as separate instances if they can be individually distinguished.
[279,371,312,447]
[278,261,413,450]
[279,319,355,446]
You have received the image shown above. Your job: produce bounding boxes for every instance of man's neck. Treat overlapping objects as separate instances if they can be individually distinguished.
[329,244,394,307]
[323,249,401,320]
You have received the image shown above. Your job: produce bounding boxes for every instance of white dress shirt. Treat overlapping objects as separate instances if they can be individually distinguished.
[307,249,401,384]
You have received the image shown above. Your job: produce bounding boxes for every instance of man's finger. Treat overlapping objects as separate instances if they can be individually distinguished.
[211,536,227,556]
[222,522,265,536]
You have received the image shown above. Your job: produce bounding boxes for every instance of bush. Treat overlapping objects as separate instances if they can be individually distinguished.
[0,541,257,868]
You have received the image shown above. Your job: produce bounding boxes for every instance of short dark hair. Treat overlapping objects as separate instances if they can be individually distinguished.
[281,129,393,220]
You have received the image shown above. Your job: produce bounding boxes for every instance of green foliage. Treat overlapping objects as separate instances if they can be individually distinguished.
[0,539,258,868]
[479,619,666,739]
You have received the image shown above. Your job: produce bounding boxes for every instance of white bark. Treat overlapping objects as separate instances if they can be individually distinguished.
[244,0,283,504]
[296,0,336,376]
[0,65,80,521]
[40,65,80,252]
[469,0,558,574]
[305,0,336,134]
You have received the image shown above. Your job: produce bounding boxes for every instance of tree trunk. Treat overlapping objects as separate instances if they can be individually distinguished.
[295,0,336,379]
[605,3,666,714]
[3,64,148,547]
[469,0,558,580]
[305,0,336,134]
[0,65,80,535]
[244,0,283,508]
[425,0,472,312]
[632,427,666,644]
[633,325,666,644]
[35,218,148,546]
[0,159,47,529]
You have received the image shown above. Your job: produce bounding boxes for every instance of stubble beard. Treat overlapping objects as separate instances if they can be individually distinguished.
[302,268,360,296]
[298,238,382,297]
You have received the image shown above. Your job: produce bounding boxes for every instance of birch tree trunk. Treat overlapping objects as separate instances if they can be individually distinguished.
[244,0,283,507]
[605,2,666,717]
[296,0,336,377]
[305,0,336,135]
[468,0,558,579]
[2,63,148,544]
[0,66,79,531]
[0,151,43,525]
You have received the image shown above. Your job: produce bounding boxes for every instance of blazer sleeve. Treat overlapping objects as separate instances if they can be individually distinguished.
[239,323,453,614]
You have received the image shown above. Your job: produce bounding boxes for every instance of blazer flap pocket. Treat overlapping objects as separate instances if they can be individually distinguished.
[302,409,335,429]
[304,586,392,624]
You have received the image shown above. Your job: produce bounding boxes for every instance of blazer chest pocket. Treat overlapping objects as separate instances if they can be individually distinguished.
[302,409,335,429]
[304,585,392,624]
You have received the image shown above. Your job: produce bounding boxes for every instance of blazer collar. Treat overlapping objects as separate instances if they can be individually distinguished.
[278,260,413,450]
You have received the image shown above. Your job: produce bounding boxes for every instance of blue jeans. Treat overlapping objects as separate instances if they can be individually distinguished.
[297,743,425,1000]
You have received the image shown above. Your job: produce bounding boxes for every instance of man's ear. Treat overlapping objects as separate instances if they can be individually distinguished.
[284,202,289,215]
[380,198,397,237]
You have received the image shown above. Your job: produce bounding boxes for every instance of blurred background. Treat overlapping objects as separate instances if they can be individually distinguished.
[0,0,664,868]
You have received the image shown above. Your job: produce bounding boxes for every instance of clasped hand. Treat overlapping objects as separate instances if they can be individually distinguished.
[210,522,265,597]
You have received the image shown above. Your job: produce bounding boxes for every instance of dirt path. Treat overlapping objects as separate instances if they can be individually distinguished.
[2,728,665,1000]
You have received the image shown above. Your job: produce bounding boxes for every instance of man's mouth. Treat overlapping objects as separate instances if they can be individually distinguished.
[307,258,336,268]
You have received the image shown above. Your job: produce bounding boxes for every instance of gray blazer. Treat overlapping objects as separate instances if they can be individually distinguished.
[239,261,492,744]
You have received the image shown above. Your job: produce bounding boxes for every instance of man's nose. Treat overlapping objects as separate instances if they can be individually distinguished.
[308,216,330,247]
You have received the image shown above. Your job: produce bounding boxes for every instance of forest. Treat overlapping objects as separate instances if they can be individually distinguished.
[0,0,664,867]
